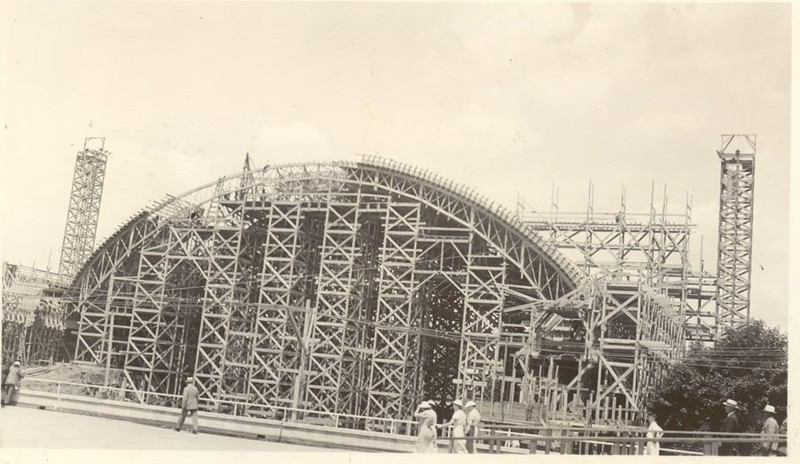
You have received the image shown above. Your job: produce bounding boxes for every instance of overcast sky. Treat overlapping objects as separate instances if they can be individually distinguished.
[2,2,791,330]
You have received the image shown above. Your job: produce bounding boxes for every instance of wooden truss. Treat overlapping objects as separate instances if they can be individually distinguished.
[506,188,709,424]
[2,263,67,365]
[60,156,724,429]
[70,158,580,423]
[715,134,756,331]
[58,138,109,280]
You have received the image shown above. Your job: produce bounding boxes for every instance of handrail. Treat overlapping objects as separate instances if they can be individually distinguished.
[21,377,416,434]
[437,431,786,456]
[480,423,775,437]
[440,433,787,443]
[20,377,786,455]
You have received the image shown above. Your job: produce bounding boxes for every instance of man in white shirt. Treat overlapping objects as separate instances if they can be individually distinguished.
[761,405,780,456]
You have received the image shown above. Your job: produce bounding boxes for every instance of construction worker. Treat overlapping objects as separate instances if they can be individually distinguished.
[2,361,24,406]
[175,377,200,434]
[465,400,481,453]
[719,399,740,456]
[761,405,780,456]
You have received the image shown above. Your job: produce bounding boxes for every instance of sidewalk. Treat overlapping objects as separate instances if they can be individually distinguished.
[0,405,335,451]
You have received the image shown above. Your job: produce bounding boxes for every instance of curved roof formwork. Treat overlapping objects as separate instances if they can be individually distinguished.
[70,156,584,420]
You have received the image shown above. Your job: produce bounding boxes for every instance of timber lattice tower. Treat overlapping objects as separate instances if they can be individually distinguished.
[58,137,109,280]
[715,134,756,332]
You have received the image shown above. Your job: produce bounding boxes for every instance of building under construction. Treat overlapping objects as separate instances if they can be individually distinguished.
[2,135,758,429]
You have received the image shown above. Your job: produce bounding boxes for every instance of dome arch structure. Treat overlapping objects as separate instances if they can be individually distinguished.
[71,155,585,420]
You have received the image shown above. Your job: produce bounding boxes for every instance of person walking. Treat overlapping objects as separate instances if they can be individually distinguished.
[465,400,481,453]
[2,361,24,406]
[719,399,740,456]
[439,399,468,454]
[761,405,780,456]
[175,377,200,434]
[645,414,664,456]
[414,401,437,453]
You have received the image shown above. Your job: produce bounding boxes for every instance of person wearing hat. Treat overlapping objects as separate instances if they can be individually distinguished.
[439,399,468,454]
[426,399,439,428]
[719,399,740,456]
[175,376,200,434]
[760,405,780,456]
[2,361,24,407]
[464,400,481,453]
[413,401,437,453]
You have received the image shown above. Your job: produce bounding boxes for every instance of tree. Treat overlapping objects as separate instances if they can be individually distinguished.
[645,320,787,440]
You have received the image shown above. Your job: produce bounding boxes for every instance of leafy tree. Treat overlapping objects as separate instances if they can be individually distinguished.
[645,320,787,440]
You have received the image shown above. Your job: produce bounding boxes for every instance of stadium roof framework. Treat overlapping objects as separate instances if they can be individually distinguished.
[65,156,692,426]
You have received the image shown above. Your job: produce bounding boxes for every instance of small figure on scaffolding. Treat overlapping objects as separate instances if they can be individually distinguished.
[175,377,200,434]
[439,399,468,453]
[414,401,437,453]
[2,361,24,406]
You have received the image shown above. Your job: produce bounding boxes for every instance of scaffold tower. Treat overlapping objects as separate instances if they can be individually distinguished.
[715,134,756,332]
[58,137,110,279]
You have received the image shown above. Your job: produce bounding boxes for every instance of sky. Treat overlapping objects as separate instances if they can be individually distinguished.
[1,2,791,330]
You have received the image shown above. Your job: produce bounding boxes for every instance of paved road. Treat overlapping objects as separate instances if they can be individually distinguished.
[0,405,334,451]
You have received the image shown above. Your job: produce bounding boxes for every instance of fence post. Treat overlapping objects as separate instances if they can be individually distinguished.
[563,433,573,455]
[56,382,61,410]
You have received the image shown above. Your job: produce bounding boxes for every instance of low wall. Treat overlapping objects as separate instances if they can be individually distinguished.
[17,389,418,453]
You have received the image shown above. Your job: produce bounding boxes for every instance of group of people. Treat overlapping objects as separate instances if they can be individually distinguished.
[1,360,24,407]
[412,395,787,456]
[630,399,787,457]
[414,398,481,453]
[720,398,787,456]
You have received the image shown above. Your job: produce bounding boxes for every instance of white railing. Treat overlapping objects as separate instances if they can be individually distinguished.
[21,377,416,436]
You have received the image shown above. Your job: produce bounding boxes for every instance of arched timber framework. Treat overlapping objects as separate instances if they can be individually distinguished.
[70,157,585,420]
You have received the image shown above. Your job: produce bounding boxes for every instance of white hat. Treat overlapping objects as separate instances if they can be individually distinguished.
[186,376,193,382]
[418,401,431,409]
[13,361,20,366]
[453,399,464,408]
[764,405,776,414]
[722,399,739,408]
[465,400,476,408]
